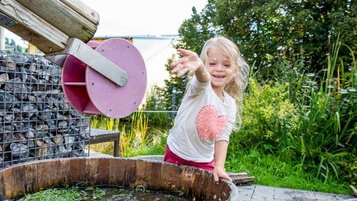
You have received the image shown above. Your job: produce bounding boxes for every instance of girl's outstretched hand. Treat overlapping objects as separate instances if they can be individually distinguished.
[170,48,204,78]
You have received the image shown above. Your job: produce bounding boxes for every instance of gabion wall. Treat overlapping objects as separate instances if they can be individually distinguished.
[0,50,90,168]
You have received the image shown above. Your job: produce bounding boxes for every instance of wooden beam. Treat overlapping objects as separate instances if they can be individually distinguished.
[351,185,357,197]
[60,0,100,25]
[228,172,255,185]
[0,0,68,53]
[17,0,99,42]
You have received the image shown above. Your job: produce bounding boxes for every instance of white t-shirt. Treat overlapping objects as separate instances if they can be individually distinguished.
[167,76,237,162]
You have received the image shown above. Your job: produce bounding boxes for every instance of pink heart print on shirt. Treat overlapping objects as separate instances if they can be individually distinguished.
[196,105,228,141]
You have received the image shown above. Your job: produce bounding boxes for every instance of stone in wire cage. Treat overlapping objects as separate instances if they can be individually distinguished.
[0,50,90,168]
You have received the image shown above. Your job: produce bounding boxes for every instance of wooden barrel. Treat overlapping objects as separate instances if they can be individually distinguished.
[0,157,238,200]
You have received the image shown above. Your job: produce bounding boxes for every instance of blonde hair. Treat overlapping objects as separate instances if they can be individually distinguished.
[200,36,250,126]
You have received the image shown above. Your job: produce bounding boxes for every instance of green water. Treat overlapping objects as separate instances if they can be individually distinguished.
[17,186,192,201]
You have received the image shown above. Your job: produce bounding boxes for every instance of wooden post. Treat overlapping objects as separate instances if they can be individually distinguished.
[0,0,99,54]
[0,26,4,50]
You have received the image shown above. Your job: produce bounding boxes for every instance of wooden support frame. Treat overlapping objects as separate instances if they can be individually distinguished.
[0,0,99,54]
[17,0,98,40]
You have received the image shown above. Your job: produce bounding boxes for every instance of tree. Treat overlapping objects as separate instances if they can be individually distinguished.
[176,0,356,79]
[213,0,356,76]
[161,0,356,110]
[10,38,15,46]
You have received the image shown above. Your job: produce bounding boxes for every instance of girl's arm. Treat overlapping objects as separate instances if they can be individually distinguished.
[170,48,210,83]
[213,140,232,182]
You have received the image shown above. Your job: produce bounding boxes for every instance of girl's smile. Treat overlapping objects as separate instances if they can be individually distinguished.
[206,47,236,94]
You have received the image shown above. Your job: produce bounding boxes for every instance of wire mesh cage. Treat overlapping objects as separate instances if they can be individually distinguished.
[0,50,90,168]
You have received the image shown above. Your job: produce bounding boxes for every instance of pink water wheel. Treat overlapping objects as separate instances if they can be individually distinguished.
[62,38,147,118]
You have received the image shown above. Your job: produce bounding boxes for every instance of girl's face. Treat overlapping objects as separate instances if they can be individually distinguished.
[206,46,236,92]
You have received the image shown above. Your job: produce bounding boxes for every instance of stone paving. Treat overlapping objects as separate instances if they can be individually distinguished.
[236,185,356,201]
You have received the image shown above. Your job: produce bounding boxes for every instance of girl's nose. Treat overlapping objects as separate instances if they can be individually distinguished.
[216,64,225,71]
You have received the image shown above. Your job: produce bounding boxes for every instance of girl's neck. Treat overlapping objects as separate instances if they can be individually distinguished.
[213,88,225,102]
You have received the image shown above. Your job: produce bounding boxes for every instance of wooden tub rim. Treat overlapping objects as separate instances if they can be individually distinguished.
[0,157,238,200]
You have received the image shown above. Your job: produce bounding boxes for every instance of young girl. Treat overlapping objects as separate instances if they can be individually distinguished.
[164,36,250,182]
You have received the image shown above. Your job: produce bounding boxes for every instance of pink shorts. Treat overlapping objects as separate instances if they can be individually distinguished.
[164,145,214,172]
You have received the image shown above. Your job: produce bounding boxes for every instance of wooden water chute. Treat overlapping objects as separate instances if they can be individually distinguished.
[0,0,147,118]
[0,157,238,200]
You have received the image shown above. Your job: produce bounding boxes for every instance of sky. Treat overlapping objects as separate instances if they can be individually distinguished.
[4,0,208,91]
[5,0,207,42]
[81,0,207,37]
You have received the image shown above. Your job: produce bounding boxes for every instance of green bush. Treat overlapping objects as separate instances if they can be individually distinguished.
[230,78,298,155]
[230,39,356,184]
[285,41,357,182]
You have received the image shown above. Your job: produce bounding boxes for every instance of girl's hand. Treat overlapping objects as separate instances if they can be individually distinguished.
[213,166,232,183]
[170,48,204,78]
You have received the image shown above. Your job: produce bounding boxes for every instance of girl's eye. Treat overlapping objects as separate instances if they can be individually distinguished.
[224,64,231,68]
[209,63,216,66]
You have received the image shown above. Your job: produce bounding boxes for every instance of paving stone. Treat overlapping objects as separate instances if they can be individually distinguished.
[335,195,357,200]
[293,190,319,201]
[235,185,355,201]
[273,186,296,201]
[313,192,342,201]
[251,185,276,201]
[237,185,255,201]
[319,193,356,201]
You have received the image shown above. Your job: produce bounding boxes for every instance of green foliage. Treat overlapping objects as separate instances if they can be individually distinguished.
[179,0,356,79]
[91,111,168,157]
[141,85,174,128]
[115,111,150,157]
[142,85,166,111]
[90,116,120,131]
[342,159,357,186]
[158,52,189,113]
[19,187,95,201]
[231,38,356,184]
[178,3,218,53]
[125,128,167,157]
[20,186,189,201]
[230,78,298,155]
[285,40,357,182]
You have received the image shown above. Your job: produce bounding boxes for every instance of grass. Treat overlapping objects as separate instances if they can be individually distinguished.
[225,149,351,195]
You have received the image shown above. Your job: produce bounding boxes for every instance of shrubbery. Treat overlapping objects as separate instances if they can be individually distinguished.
[228,40,356,184]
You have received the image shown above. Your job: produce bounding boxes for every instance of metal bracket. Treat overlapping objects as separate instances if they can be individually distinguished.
[0,11,17,27]
[45,38,128,87]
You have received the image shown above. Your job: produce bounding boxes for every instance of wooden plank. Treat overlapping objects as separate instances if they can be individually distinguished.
[60,0,100,25]
[351,185,357,197]
[17,0,98,42]
[0,0,68,53]
[3,164,26,198]
[228,172,255,185]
